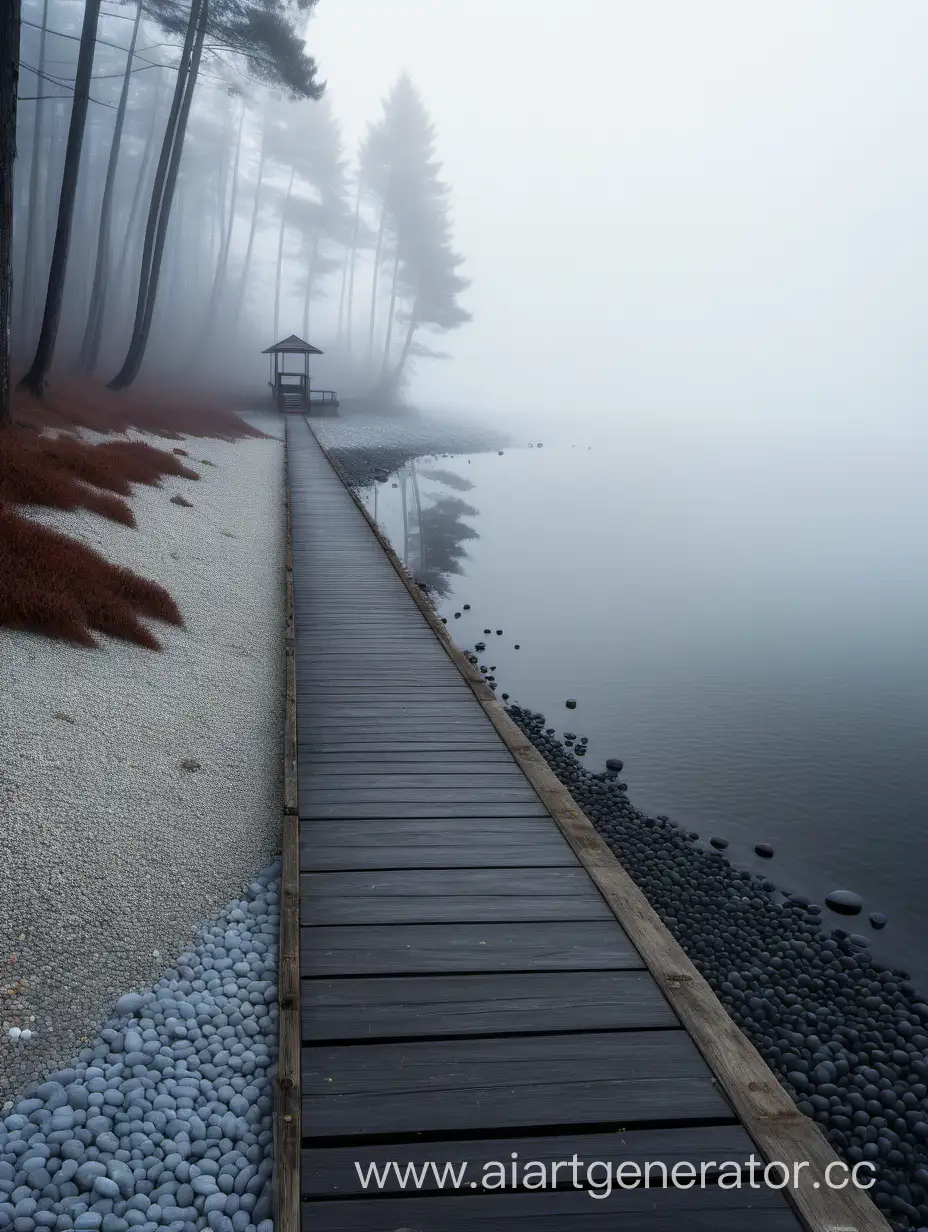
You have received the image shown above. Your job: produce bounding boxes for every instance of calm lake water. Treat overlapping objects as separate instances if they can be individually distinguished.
[359,408,928,986]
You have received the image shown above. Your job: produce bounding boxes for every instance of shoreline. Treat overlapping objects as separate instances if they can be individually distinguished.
[310,407,510,487]
[503,702,928,1231]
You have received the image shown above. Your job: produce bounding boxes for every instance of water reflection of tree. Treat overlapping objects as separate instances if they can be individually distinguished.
[416,492,479,596]
[373,461,479,596]
[420,468,476,493]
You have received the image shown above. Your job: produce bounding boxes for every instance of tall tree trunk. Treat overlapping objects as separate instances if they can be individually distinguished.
[44,99,66,260]
[366,203,386,365]
[116,69,165,310]
[80,0,142,373]
[273,163,295,340]
[388,312,417,393]
[19,0,103,395]
[215,105,230,255]
[334,248,349,343]
[233,128,266,337]
[202,100,245,343]
[108,0,208,390]
[0,0,21,425]
[381,242,400,373]
[344,177,361,355]
[20,0,48,341]
[302,231,317,340]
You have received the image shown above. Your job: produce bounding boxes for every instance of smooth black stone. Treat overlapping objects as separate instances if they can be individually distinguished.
[755,843,775,858]
[826,890,864,916]
[565,699,577,709]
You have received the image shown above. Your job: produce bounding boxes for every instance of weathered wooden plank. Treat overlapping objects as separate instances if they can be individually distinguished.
[302,1123,760,1196]
[303,802,550,819]
[301,729,496,742]
[303,867,595,897]
[301,714,489,726]
[299,817,575,869]
[301,746,505,758]
[301,738,502,748]
[302,970,677,1040]
[302,894,613,926]
[310,707,486,718]
[304,787,540,805]
[302,758,518,773]
[303,843,578,870]
[302,1031,732,1135]
[306,691,471,700]
[299,1190,800,1230]
[301,764,524,781]
[301,818,560,845]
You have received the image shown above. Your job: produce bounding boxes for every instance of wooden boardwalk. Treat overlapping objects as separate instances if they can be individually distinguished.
[285,417,850,1230]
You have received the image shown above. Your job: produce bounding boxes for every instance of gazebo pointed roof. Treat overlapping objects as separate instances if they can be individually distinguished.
[262,334,323,355]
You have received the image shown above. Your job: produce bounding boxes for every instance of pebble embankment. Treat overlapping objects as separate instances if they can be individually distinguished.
[311,412,509,488]
[0,859,281,1232]
[506,704,928,1232]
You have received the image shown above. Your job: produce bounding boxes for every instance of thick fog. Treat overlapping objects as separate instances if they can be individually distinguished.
[312,0,928,429]
[9,1,928,426]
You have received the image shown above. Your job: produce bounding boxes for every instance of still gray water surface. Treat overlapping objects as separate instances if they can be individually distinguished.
[362,409,928,985]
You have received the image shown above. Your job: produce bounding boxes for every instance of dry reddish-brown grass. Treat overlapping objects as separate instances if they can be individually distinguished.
[1,379,270,649]
[0,430,201,527]
[11,376,267,442]
[0,510,183,650]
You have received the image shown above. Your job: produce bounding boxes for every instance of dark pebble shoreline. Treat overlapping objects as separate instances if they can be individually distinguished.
[503,703,928,1231]
[314,413,510,489]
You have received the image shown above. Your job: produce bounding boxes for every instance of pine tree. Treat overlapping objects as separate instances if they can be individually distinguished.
[0,0,20,425]
[79,0,143,372]
[18,0,103,396]
[110,0,324,389]
[362,74,471,396]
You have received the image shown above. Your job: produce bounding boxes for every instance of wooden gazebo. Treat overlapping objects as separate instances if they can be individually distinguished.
[262,334,339,415]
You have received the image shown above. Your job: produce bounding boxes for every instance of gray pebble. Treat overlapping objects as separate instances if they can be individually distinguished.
[0,865,281,1232]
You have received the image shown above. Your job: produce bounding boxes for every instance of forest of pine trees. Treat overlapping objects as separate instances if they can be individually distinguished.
[0,0,472,424]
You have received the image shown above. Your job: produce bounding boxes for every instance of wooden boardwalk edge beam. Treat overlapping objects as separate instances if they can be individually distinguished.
[276,421,301,1232]
[308,420,890,1232]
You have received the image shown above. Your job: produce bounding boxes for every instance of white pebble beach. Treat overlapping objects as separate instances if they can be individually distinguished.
[0,411,285,1108]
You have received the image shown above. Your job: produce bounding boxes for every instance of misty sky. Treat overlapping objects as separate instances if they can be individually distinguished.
[309,1,928,425]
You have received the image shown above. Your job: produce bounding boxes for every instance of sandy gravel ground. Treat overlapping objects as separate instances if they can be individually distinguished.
[0,411,285,1107]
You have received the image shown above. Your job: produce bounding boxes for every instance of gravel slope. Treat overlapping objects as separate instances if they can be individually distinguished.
[0,413,285,1109]
[0,860,281,1232]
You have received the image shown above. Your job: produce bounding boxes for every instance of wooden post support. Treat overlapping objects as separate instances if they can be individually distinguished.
[308,420,891,1232]
[275,419,301,1232]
